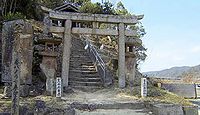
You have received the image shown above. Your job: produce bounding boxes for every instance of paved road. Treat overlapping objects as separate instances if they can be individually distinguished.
[189,99,200,115]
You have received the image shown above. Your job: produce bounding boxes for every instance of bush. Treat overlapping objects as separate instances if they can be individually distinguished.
[3,12,26,22]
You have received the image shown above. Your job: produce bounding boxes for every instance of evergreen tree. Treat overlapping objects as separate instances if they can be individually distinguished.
[115,1,129,15]
[79,1,103,14]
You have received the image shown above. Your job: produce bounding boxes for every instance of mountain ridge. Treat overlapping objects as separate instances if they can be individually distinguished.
[143,64,200,79]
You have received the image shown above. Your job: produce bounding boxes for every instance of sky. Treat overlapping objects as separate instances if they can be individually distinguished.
[91,0,200,72]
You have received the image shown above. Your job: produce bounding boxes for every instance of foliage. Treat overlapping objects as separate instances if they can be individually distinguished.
[129,23,146,38]
[38,0,64,8]
[79,2,103,14]
[0,0,64,21]
[3,12,25,21]
[69,0,91,6]
[115,1,129,15]
[79,1,114,14]
[102,2,115,14]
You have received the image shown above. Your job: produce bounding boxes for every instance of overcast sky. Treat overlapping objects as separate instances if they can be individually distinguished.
[92,0,200,72]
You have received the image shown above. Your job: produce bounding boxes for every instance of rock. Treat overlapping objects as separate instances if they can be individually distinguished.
[63,87,74,94]
[3,85,30,97]
[34,100,46,115]
[19,105,34,115]
[29,81,45,96]
[64,108,75,115]
[3,86,12,97]
[35,100,46,109]
[20,85,30,97]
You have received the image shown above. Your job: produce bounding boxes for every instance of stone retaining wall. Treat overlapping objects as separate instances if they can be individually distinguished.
[161,83,196,98]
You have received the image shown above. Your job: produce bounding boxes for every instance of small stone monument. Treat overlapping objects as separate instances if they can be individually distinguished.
[56,77,62,98]
[141,78,147,97]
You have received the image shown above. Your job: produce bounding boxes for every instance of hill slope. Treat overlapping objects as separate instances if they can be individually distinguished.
[144,65,200,79]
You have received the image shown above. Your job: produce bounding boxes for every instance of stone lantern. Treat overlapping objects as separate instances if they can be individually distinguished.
[38,38,62,94]
[125,38,142,86]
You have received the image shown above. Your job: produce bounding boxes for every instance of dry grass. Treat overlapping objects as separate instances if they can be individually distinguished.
[117,85,193,106]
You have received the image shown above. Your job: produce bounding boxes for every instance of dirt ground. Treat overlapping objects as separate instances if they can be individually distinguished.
[75,109,151,115]
[0,86,194,114]
[62,87,140,104]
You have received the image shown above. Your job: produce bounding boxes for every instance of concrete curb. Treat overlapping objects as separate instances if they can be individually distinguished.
[182,106,198,115]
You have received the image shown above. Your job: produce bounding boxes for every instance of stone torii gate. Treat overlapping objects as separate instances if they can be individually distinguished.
[48,11,143,88]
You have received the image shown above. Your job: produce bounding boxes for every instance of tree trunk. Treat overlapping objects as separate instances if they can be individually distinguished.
[13,0,17,12]
[9,0,15,13]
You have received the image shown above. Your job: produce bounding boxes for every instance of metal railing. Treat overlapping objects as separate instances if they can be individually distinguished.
[81,36,106,85]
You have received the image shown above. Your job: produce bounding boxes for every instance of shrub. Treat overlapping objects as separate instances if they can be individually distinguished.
[3,12,25,22]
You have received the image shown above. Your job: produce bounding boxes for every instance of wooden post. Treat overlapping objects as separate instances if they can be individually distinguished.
[118,23,126,88]
[11,53,21,115]
[61,19,72,88]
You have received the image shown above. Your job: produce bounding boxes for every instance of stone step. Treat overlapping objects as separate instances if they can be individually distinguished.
[81,65,96,68]
[69,67,96,71]
[70,54,89,57]
[71,52,88,54]
[70,54,88,57]
[71,49,86,51]
[69,66,95,70]
[77,65,96,68]
[70,59,91,62]
[70,66,96,69]
[69,85,102,91]
[69,37,103,90]
[70,56,90,59]
[71,47,84,49]
[70,56,89,58]
[70,57,89,60]
[70,74,100,79]
[70,64,93,68]
[70,73,98,77]
[69,70,97,73]
[81,62,95,65]
[69,81,102,86]
[70,60,92,62]
[69,77,101,82]
[71,41,84,44]
[70,61,92,64]
[70,63,94,67]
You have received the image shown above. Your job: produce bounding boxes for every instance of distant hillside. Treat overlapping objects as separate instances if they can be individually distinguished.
[181,65,200,81]
[143,65,200,79]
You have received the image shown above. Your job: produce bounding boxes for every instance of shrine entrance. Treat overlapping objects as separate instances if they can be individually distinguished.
[47,11,143,88]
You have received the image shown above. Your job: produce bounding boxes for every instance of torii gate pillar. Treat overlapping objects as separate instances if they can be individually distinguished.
[118,23,126,88]
[62,19,72,88]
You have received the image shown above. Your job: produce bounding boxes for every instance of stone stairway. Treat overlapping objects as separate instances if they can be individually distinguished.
[69,37,103,90]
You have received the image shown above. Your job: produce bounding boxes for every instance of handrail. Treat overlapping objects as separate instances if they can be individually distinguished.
[81,35,106,85]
